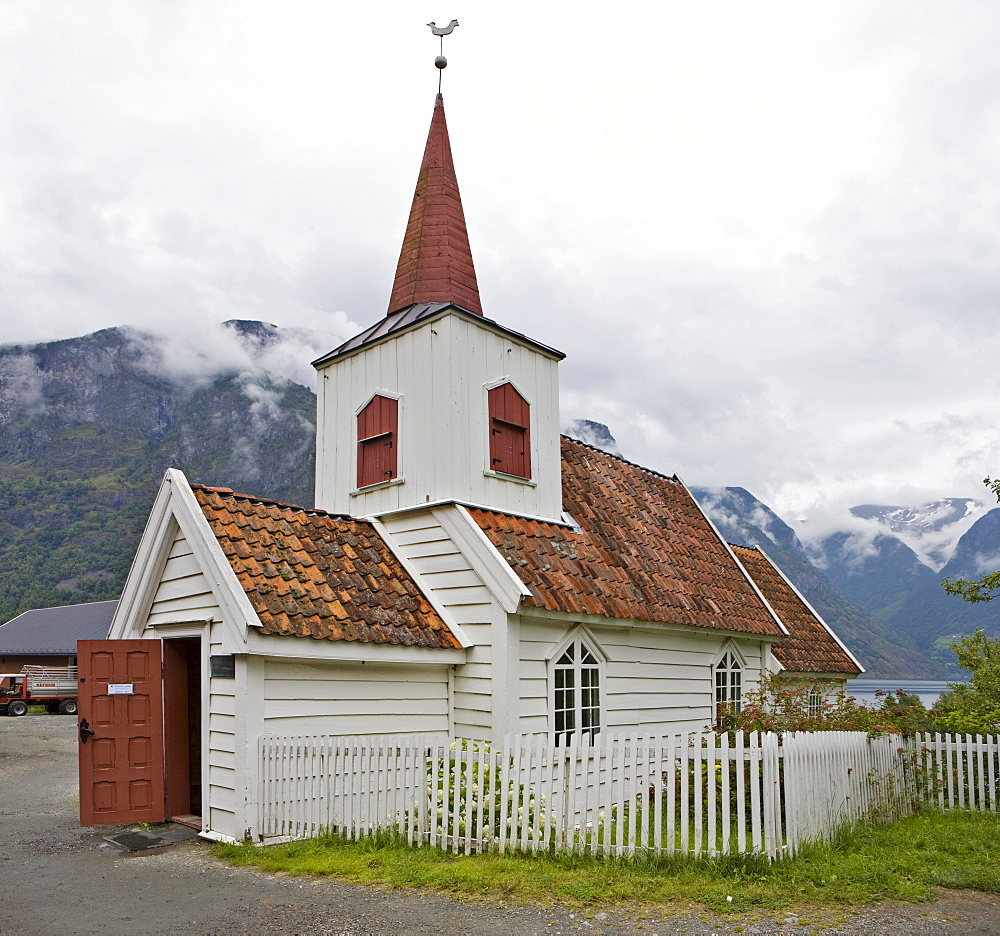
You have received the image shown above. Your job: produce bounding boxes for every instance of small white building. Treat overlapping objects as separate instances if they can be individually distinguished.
[80,93,860,842]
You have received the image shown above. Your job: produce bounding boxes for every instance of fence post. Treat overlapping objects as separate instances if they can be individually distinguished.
[761,732,780,859]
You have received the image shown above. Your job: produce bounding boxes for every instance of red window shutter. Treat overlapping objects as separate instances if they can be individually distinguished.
[357,395,398,488]
[488,384,531,479]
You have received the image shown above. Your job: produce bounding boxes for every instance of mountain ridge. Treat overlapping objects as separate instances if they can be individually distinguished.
[2,322,996,678]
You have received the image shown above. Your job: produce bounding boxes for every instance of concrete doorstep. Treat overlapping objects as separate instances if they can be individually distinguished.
[101,822,201,854]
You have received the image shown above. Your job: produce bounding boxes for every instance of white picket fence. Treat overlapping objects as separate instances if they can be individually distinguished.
[257,731,999,860]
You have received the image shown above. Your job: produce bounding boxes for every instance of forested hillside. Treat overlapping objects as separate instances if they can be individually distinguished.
[0,322,317,622]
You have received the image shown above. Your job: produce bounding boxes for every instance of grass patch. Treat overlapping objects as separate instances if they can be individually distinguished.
[212,810,1000,914]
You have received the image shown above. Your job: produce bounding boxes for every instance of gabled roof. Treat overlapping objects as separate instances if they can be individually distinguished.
[387,93,482,316]
[731,544,863,675]
[468,437,784,637]
[0,600,117,654]
[192,485,460,648]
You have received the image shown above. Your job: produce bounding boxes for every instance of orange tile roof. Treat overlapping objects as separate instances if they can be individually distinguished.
[191,485,460,648]
[468,438,785,637]
[731,544,861,675]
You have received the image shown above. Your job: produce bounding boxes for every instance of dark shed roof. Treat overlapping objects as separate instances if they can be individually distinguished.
[0,600,118,655]
[312,302,564,367]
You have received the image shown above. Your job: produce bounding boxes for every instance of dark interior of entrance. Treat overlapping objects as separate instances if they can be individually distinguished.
[163,637,202,823]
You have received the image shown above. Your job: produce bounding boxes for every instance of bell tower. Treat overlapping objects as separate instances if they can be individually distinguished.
[314,84,564,521]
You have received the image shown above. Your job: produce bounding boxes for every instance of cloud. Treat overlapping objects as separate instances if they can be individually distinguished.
[0,354,47,418]
[124,319,353,392]
[2,0,1000,539]
[973,551,1000,575]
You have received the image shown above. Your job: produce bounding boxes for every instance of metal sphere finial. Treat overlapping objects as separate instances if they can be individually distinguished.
[435,55,447,70]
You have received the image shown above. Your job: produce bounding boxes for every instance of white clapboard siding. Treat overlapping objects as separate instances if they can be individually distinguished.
[261,658,450,736]
[205,623,238,839]
[380,509,502,739]
[519,619,765,737]
[146,531,221,626]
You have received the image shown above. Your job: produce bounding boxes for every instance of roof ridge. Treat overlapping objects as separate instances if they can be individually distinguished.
[560,434,680,484]
[189,483,356,520]
[11,597,119,613]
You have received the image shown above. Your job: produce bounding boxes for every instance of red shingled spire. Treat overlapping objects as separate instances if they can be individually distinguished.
[386,93,483,316]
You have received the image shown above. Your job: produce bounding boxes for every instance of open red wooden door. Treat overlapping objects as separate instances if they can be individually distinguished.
[78,639,165,826]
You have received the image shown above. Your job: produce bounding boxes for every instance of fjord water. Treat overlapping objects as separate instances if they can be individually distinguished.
[847,678,958,708]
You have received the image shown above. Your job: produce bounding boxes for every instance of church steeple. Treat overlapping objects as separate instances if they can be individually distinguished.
[314,85,565,523]
[386,93,483,316]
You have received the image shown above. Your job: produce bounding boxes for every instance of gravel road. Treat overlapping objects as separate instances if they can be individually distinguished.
[1,714,997,935]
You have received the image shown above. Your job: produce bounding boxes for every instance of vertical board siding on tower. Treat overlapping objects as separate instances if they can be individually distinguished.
[380,509,499,740]
[433,316,460,502]
[316,314,562,521]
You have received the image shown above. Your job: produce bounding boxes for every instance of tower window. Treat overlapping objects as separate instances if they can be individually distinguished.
[488,383,531,480]
[357,395,398,489]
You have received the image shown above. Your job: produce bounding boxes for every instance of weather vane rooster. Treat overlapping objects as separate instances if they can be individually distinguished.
[427,19,459,37]
[427,20,459,91]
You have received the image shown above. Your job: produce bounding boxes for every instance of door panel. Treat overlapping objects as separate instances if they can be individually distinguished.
[78,639,165,826]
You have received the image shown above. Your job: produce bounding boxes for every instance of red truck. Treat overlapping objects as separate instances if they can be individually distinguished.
[0,665,78,716]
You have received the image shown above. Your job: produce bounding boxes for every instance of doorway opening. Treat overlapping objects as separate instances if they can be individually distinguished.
[162,637,202,826]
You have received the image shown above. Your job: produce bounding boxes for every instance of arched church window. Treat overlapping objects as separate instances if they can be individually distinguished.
[715,649,742,715]
[552,635,601,745]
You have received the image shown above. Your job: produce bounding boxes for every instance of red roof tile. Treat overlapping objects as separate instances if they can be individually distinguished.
[191,485,460,649]
[468,438,784,637]
[731,545,862,674]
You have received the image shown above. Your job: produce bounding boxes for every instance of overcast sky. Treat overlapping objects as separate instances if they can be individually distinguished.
[2,1,999,537]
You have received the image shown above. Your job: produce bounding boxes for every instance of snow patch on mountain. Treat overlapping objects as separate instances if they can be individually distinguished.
[848,498,988,571]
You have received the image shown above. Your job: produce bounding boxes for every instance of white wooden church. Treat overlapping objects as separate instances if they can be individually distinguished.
[81,93,861,842]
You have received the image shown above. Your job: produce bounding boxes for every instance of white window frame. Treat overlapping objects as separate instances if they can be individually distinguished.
[482,377,536,484]
[350,389,404,495]
[807,686,823,717]
[714,643,745,717]
[547,627,605,746]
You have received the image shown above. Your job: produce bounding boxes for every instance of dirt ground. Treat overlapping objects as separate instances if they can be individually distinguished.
[1,714,998,935]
